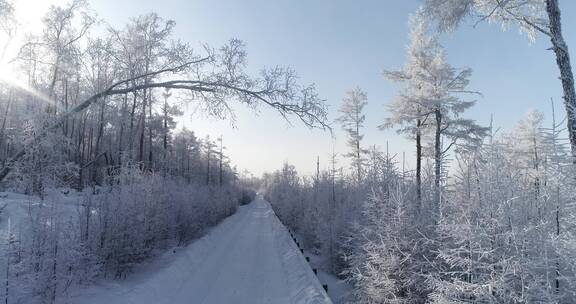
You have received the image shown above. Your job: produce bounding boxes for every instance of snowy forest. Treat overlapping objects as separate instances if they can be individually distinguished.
[0,0,575,303]
[265,1,576,303]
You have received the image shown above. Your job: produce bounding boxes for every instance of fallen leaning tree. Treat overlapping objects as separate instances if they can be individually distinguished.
[0,39,330,182]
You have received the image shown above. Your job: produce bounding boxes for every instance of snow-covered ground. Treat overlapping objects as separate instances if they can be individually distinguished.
[290,233,353,304]
[70,196,332,304]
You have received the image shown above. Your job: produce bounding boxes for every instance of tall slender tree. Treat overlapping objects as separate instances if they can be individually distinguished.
[381,13,437,207]
[337,87,368,184]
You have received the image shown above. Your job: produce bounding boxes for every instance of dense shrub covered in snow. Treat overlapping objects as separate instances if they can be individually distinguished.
[2,163,247,303]
[266,109,576,303]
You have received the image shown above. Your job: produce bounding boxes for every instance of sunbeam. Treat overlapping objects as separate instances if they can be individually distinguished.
[0,67,59,108]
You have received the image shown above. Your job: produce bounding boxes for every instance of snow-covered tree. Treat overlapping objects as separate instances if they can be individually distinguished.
[385,12,486,218]
[0,7,331,184]
[422,0,576,159]
[415,41,486,216]
[382,12,438,208]
[337,87,368,184]
[430,110,576,303]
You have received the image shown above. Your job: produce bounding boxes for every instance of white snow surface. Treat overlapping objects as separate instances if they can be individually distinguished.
[72,196,333,304]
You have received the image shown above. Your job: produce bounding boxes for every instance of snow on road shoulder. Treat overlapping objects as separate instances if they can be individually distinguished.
[271,207,333,304]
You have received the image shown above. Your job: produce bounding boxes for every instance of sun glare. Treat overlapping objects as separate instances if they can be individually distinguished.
[0,62,56,107]
[0,0,65,106]
[0,61,14,83]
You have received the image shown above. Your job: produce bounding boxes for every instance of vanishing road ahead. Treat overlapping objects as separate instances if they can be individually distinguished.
[76,196,332,304]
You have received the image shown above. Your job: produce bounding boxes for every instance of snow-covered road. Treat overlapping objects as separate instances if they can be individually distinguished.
[74,196,332,304]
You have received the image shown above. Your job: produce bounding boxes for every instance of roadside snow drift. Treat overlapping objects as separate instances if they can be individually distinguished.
[72,196,332,304]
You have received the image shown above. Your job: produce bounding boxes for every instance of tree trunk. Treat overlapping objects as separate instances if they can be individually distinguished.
[555,185,560,293]
[118,93,128,166]
[47,57,60,115]
[5,219,11,304]
[63,79,69,137]
[329,152,336,274]
[356,113,361,183]
[434,109,442,216]
[416,118,422,209]
[186,150,191,183]
[128,92,137,159]
[93,97,106,184]
[546,0,576,160]
[533,135,541,220]
[50,216,59,304]
[0,92,12,164]
[77,116,87,189]
[138,90,146,164]
[219,142,223,186]
[206,148,211,185]
[163,96,168,167]
[148,90,153,165]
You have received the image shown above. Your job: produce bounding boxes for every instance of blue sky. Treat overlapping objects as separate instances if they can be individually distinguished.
[13,0,576,176]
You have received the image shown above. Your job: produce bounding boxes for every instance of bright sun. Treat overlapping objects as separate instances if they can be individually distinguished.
[0,0,65,103]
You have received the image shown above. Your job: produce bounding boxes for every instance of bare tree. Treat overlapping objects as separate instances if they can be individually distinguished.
[0,38,329,182]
